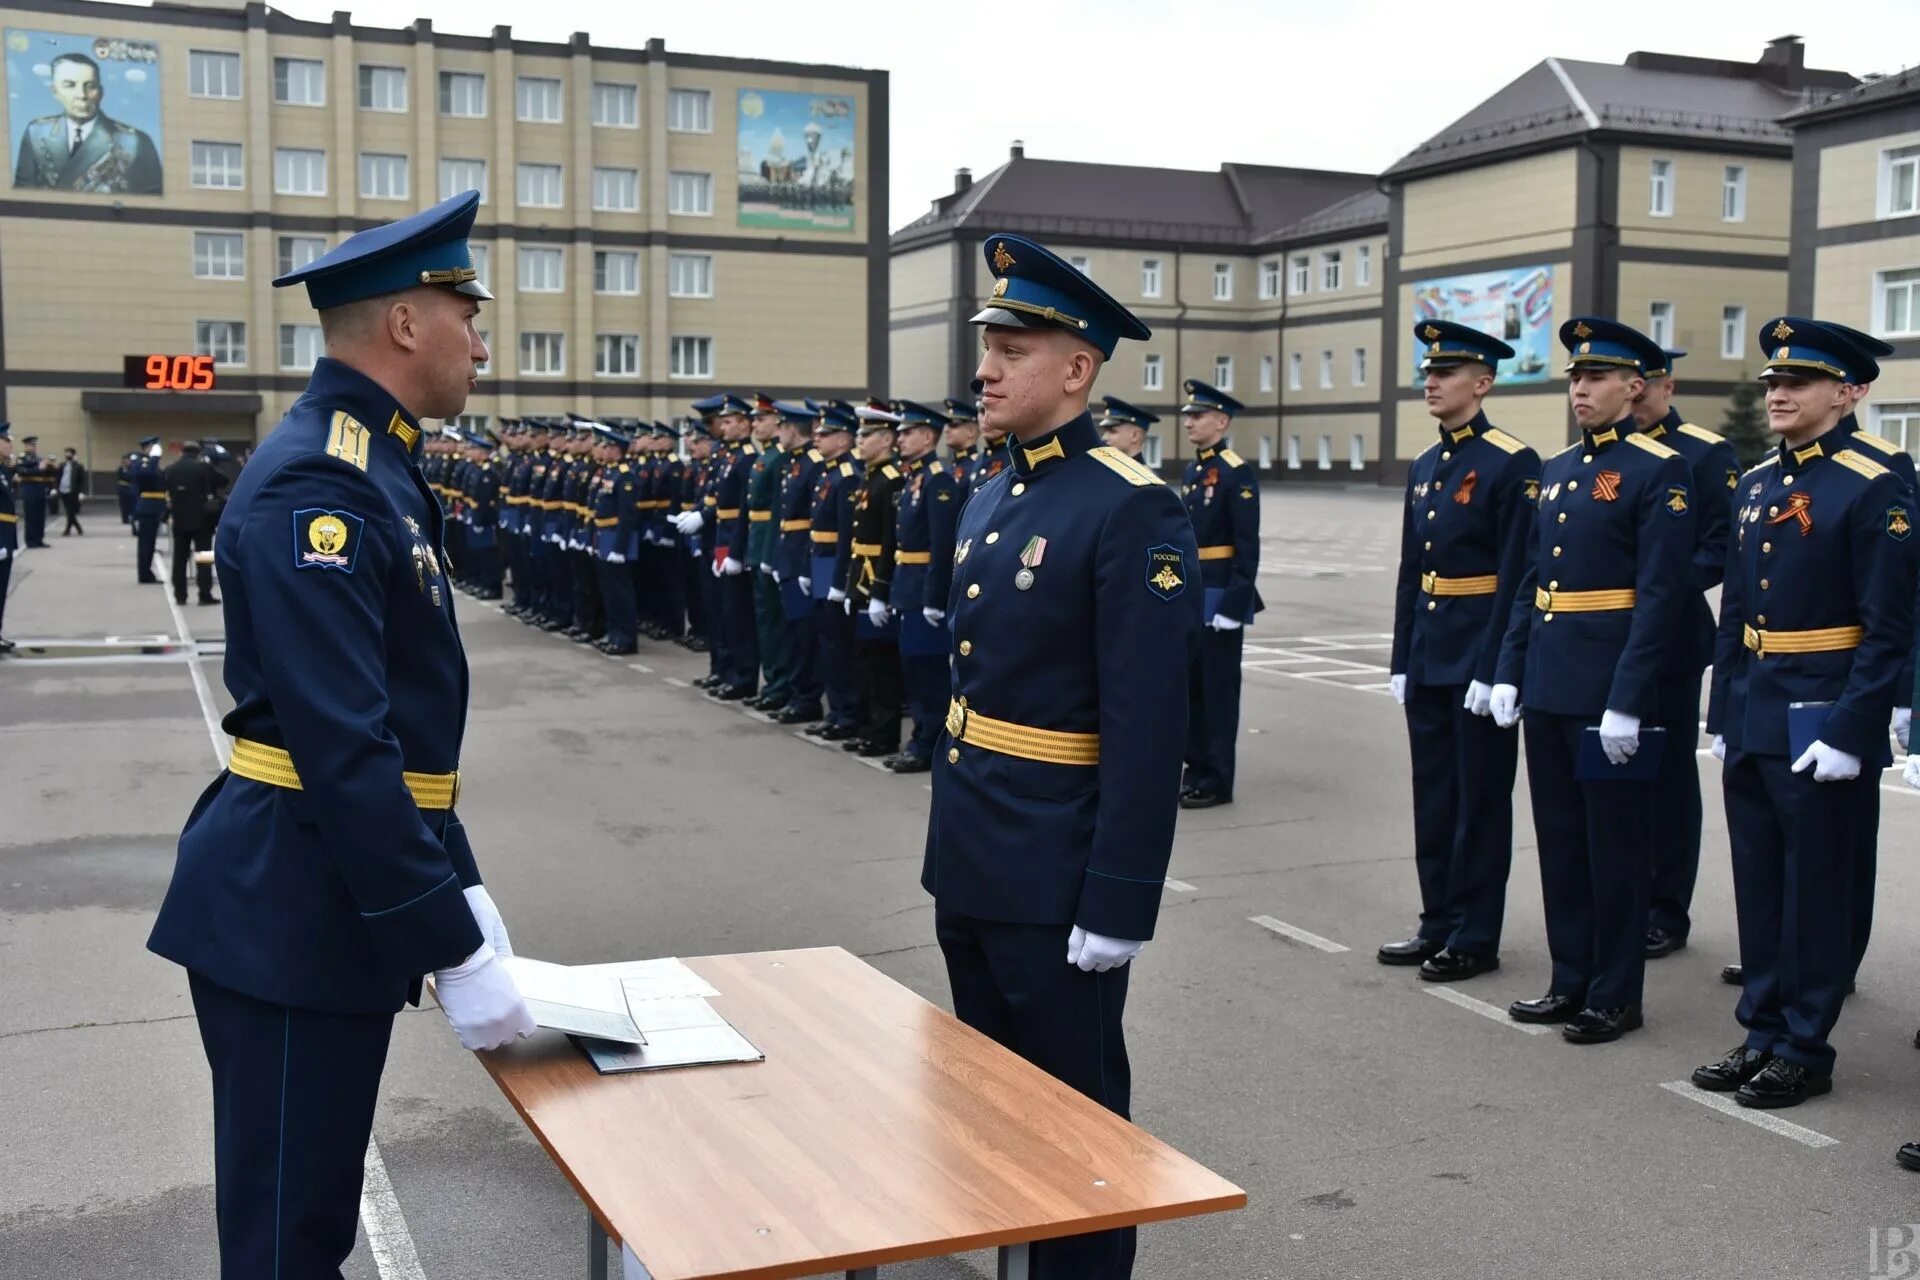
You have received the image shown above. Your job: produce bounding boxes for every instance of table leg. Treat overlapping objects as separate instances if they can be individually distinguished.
[997,1242,1034,1280]
[589,1213,608,1279]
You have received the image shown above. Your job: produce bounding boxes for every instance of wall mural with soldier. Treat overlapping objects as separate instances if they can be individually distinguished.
[6,28,162,195]
[736,87,854,232]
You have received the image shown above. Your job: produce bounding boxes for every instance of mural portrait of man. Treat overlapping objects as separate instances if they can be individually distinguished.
[11,40,162,195]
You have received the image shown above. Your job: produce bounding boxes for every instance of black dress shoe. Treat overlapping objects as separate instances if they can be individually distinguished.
[197,595,220,606]
[139,574,162,584]
[1691,1045,1774,1092]
[1509,993,1581,1024]
[857,740,897,758]
[1898,1142,1920,1171]
[818,724,857,742]
[1418,949,1500,983]
[888,754,932,774]
[714,684,753,702]
[1179,790,1231,810]
[1561,1005,1643,1044]
[1721,963,1743,985]
[684,636,708,653]
[174,595,188,606]
[1644,927,1687,958]
[1735,1058,1831,1109]
[0,637,15,653]
[1376,936,1445,967]
[603,643,637,656]
[775,706,824,725]
[841,737,867,752]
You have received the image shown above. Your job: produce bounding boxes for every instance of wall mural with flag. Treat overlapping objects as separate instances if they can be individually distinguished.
[6,28,162,194]
[1408,264,1556,386]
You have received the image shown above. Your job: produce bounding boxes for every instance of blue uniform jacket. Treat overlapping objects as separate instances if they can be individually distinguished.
[1181,444,1264,623]
[1707,437,1916,760]
[594,462,639,561]
[131,455,167,518]
[776,448,827,580]
[464,460,498,548]
[892,455,962,613]
[1837,418,1920,710]
[923,414,1202,941]
[148,358,484,1015]
[1639,410,1737,674]
[826,458,863,595]
[1389,413,1541,689]
[1494,420,1695,719]
[714,442,757,561]
[969,444,1010,500]
[0,460,15,550]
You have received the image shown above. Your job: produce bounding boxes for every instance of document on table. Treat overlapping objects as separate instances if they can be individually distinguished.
[577,994,763,1074]
[500,956,648,1045]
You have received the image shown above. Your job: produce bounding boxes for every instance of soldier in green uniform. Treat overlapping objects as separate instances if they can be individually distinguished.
[745,395,795,713]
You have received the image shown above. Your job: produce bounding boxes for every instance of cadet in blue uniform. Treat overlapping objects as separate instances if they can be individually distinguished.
[131,435,166,582]
[704,394,761,700]
[1178,380,1263,809]
[115,451,136,524]
[649,422,689,642]
[943,395,982,487]
[1381,322,1539,980]
[146,191,536,1276]
[769,403,828,724]
[887,400,962,773]
[15,436,50,548]
[1630,348,1738,959]
[0,425,15,651]
[588,424,641,654]
[1492,318,1694,1043]
[803,406,862,739]
[846,406,905,757]
[1098,395,1155,463]
[970,396,1011,498]
[925,234,1200,1280]
[462,429,503,599]
[1691,318,1916,1110]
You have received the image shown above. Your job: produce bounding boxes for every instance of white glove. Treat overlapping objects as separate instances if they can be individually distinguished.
[1905,753,1920,790]
[1209,615,1243,632]
[723,556,745,576]
[1598,710,1640,765]
[604,551,626,565]
[759,561,773,574]
[0,547,8,562]
[710,560,723,578]
[1067,925,1144,974]
[1390,673,1407,705]
[1489,683,1521,729]
[462,884,514,959]
[147,443,163,458]
[844,596,855,616]
[771,569,783,583]
[827,587,846,603]
[1463,680,1492,717]
[923,607,945,626]
[1897,707,1912,753]
[799,576,812,594]
[867,599,889,627]
[1712,734,1726,761]
[1793,739,1862,783]
[672,511,703,535]
[434,945,537,1051]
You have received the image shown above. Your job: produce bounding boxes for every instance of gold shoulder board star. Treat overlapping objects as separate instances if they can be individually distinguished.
[1572,321,1593,339]
[992,241,1015,272]
[1422,325,1440,340]
[1771,320,1794,341]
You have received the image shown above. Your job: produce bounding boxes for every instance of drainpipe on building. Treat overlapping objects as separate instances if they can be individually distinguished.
[1171,254,1186,473]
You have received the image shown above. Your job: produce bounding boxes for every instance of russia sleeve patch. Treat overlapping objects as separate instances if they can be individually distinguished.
[294,508,366,572]
[1888,507,1912,541]
[1146,543,1187,600]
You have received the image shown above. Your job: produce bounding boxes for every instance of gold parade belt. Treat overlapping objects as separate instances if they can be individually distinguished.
[1534,587,1636,613]
[810,531,838,544]
[749,511,772,522]
[1742,624,1863,657]
[895,551,932,565]
[139,490,167,499]
[1421,571,1498,597]
[945,699,1100,767]
[852,541,884,557]
[227,738,460,809]
[1197,545,1235,561]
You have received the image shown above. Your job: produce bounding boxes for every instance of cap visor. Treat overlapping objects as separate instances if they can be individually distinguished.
[455,279,494,301]
[971,305,1050,331]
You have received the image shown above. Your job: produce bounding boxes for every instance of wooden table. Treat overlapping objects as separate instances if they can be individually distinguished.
[475,946,1245,1279]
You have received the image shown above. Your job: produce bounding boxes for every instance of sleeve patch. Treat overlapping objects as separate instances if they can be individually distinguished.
[1146,543,1188,600]
[1523,477,1540,503]
[1725,468,1739,490]
[1889,507,1912,541]
[293,508,366,573]
[1665,486,1690,516]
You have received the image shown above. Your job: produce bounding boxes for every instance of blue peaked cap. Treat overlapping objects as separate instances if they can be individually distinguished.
[1560,316,1662,374]
[773,399,820,425]
[1178,379,1244,416]
[892,399,949,429]
[1414,319,1516,371]
[1758,316,1881,384]
[971,232,1150,360]
[274,190,492,310]
[1098,396,1159,429]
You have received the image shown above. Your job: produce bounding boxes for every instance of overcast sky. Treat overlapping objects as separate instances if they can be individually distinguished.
[291,0,1912,230]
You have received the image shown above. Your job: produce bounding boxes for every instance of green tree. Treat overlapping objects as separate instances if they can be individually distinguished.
[1721,380,1772,467]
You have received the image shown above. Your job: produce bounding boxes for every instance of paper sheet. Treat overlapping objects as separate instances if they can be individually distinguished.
[500,956,645,1044]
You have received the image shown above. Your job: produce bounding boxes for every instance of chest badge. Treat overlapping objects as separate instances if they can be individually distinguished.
[1146,544,1187,600]
[1767,491,1813,536]
[954,538,972,567]
[402,514,421,537]
[1015,535,1047,590]
[1590,470,1622,502]
[1453,470,1478,506]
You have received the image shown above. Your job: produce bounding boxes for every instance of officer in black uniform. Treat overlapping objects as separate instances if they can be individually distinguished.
[1381,321,1539,981]
[771,402,828,724]
[847,405,905,758]
[1097,395,1155,464]
[131,435,166,582]
[116,450,136,524]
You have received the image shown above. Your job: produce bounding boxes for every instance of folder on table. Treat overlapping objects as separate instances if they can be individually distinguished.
[1574,726,1667,782]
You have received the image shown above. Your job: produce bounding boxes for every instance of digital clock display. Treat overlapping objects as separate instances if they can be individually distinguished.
[123,354,218,391]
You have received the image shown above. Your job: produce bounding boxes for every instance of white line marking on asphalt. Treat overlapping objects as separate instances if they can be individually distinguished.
[1249,915,1350,953]
[163,592,228,768]
[1164,878,1197,893]
[855,755,892,772]
[1423,987,1553,1035]
[793,729,832,748]
[662,677,690,688]
[1658,1081,1841,1148]
[627,663,653,674]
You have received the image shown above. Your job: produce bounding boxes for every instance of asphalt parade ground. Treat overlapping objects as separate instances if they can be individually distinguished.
[7,486,1920,1279]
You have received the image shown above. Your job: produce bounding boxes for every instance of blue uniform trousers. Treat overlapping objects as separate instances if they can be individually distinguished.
[1522,712,1654,1009]
[572,549,601,635]
[506,533,530,609]
[780,582,822,716]
[0,555,11,634]
[1851,786,1882,981]
[1725,749,1871,1075]
[901,655,948,761]
[189,972,395,1279]
[815,600,857,728]
[720,573,759,689]
[1403,681,1517,955]
[1647,672,1706,941]
[1183,628,1244,797]
[118,489,134,522]
[22,487,47,545]
[597,559,637,648]
[935,911,1135,1280]
[133,512,162,579]
[527,538,555,618]
[657,543,687,638]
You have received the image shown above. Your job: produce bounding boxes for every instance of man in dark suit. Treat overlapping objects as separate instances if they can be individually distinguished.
[56,447,86,535]
[165,441,226,605]
[13,52,162,194]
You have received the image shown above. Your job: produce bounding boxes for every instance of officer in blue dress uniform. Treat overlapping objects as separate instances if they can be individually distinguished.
[845,406,905,757]
[649,421,689,642]
[0,424,16,652]
[147,191,536,1276]
[502,421,538,618]
[1097,395,1155,463]
[704,394,761,699]
[769,402,828,724]
[1178,379,1263,809]
[15,435,50,548]
[1491,318,1694,1043]
[943,395,982,487]
[1381,322,1539,980]
[1628,348,1738,960]
[590,424,641,655]
[131,435,166,582]
[970,389,1012,498]
[802,405,863,739]
[925,233,1200,1280]
[886,400,962,772]
[1691,318,1916,1111]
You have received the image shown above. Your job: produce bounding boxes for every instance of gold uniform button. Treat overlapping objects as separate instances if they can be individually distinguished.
[1759,578,1770,590]
[1557,513,1567,524]
[1441,451,1452,461]
[1424,540,1433,551]
[1544,612,1555,622]
[1582,454,1593,464]
[1552,546,1563,557]
[1756,614,1767,625]
[1761,541,1771,553]
[1427,510,1437,521]
[1768,506,1779,517]
[1548,580,1559,590]
[985,532,1000,544]
[959,640,972,655]
[1011,483,1026,496]
[947,747,960,764]
[967,583,980,599]
[1427,601,1437,611]
[1783,476,1794,486]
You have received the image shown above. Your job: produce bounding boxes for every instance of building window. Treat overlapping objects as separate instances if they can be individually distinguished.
[191,141,244,190]
[1317,434,1333,471]
[1721,305,1747,359]
[670,335,714,380]
[1211,262,1232,301]
[517,163,563,208]
[1254,354,1272,392]
[192,231,245,279]
[592,82,639,128]
[273,57,324,106]
[1214,355,1234,390]
[1259,260,1280,300]
[1143,353,1163,391]
[359,152,408,201]
[439,157,487,203]
[190,50,241,100]
[1318,349,1333,389]
[277,235,325,276]
[358,65,407,112]
[469,244,490,292]
[668,88,712,133]
[1352,346,1367,386]
[1648,300,1674,347]
[1883,145,1920,219]
[1350,433,1365,471]
[669,171,713,216]
[518,246,564,293]
[273,147,325,196]
[278,323,323,371]
[1286,434,1301,470]
[1649,157,1674,217]
[195,320,247,367]
[594,250,639,295]
[1321,249,1342,291]
[474,329,490,375]
[1069,254,1092,277]
[516,76,563,123]
[519,332,565,375]
[1141,258,1162,299]
[451,413,488,434]
[1287,352,1302,390]
[595,333,641,377]
[592,167,640,212]
[669,252,713,298]
[1872,402,1920,454]
[439,70,486,118]
[1880,268,1920,337]
[1722,164,1746,222]
[1356,244,1372,287]
[1288,254,1309,296]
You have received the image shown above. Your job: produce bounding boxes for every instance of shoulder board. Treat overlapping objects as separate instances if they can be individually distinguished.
[1088,445,1164,486]
[1851,431,1901,457]
[928,461,944,474]
[1481,427,1526,455]
[881,464,899,479]
[1676,423,1725,446]
[1625,433,1678,460]
[322,411,371,471]
[1742,456,1779,477]
[618,464,630,473]
[1549,441,1583,462]
[1219,449,1245,468]
[1833,449,1890,480]
[839,462,854,477]
[807,448,822,462]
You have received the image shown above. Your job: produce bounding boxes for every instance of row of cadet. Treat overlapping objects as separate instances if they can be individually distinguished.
[421,381,1263,796]
[1384,308,1920,1166]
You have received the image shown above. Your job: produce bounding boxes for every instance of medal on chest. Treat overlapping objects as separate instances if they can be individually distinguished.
[1015,535,1046,590]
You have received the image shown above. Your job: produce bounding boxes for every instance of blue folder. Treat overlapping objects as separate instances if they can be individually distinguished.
[1574,726,1667,782]
[1788,701,1894,770]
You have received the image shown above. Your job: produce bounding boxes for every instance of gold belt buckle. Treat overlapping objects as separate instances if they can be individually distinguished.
[946,702,967,740]
[1420,570,1437,594]
[449,770,461,809]
[1743,624,1763,657]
